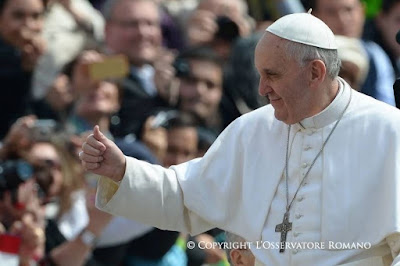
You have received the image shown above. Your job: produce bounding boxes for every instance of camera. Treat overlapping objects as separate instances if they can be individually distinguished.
[0,159,51,201]
[173,57,191,78]
[215,16,240,42]
[0,160,33,193]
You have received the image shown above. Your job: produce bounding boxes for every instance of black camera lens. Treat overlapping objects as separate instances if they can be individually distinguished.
[215,16,240,42]
[173,58,191,78]
[0,160,33,192]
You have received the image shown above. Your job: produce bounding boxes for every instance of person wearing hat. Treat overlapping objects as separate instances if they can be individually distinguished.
[305,0,396,107]
[79,12,400,265]
[335,35,370,91]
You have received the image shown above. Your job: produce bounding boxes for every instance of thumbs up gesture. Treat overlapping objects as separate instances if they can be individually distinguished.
[80,126,126,182]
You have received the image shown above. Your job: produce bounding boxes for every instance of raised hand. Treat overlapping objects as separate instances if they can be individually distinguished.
[153,48,179,105]
[80,126,126,182]
[0,115,37,159]
[187,10,218,46]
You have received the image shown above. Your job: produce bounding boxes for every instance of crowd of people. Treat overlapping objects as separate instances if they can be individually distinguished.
[0,0,399,265]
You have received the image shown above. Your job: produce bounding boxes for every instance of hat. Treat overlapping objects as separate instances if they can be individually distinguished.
[335,35,369,85]
[266,12,337,50]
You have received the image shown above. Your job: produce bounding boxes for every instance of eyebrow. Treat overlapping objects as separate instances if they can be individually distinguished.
[263,68,280,76]
[12,9,44,16]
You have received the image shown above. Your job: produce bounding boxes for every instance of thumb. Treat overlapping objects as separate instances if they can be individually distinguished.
[9,221,23,234]
[93,125,107,144]
[144,116,155,130]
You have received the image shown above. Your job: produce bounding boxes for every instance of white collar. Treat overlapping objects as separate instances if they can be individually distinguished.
[297,77,351,130]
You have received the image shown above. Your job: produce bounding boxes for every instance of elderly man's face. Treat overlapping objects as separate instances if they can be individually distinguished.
[105,0,162,66]
[255,33,311,124]
[314,0,364,38]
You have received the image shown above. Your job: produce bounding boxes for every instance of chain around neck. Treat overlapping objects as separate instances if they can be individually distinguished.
[284,89,352,212]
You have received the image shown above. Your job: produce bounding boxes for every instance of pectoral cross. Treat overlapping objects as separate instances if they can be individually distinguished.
[275,211,292,253]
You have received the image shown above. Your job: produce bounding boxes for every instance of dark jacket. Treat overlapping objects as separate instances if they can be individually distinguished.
[111,73,168,138]
[0,38,32,139]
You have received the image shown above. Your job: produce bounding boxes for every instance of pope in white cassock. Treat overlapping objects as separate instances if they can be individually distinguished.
[79,12,400,266]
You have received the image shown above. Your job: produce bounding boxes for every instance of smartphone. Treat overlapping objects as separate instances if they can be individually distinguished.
[88,55,129,81]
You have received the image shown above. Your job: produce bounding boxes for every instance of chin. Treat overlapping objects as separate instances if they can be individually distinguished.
[138,49,157,60]
[194,107,210,121]
[273,110,294,125]
[273,109,285,121]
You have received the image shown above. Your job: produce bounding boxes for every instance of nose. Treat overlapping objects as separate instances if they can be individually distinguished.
[85,81,101,94]
[258,78,270,96]
[24,16,42,33]
[337,10,353,32]
[137,21,153,38]
[193,81,207,97]
[92,81,102,89]
[137,24,146,37]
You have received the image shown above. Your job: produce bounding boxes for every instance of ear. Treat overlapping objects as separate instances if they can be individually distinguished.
[309,59,326,89]
[230,249,245,266]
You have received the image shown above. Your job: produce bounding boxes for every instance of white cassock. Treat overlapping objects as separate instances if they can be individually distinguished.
[96,78,400,266]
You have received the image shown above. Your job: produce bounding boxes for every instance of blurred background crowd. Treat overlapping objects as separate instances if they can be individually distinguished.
[0,0,398,265]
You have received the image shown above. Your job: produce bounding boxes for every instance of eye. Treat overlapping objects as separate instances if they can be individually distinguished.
[12,11,25,20]
[206,81,216,89]
[263,70,279,81]
[32,12,43,21]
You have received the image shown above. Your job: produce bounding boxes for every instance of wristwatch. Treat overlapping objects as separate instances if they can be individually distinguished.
[79,229,97,247]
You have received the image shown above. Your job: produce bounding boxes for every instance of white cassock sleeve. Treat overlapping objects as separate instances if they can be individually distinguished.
[95,117,253,236]
[388,234,400,266]
[95,158,215,235]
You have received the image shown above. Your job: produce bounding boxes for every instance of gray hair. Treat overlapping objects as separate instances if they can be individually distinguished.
[102,0,157,21]
[224,232,253,264]
[284,41,341,79]
[225,231,247,245]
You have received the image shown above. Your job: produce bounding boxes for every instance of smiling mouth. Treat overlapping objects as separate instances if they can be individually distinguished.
[88,94,106,101]
[269,97,281,102]
[137,42,153,48]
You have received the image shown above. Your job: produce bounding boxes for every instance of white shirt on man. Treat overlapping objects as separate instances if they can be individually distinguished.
[96,78,400,265]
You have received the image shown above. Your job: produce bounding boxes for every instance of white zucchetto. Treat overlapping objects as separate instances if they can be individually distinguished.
[266,12,337,50]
